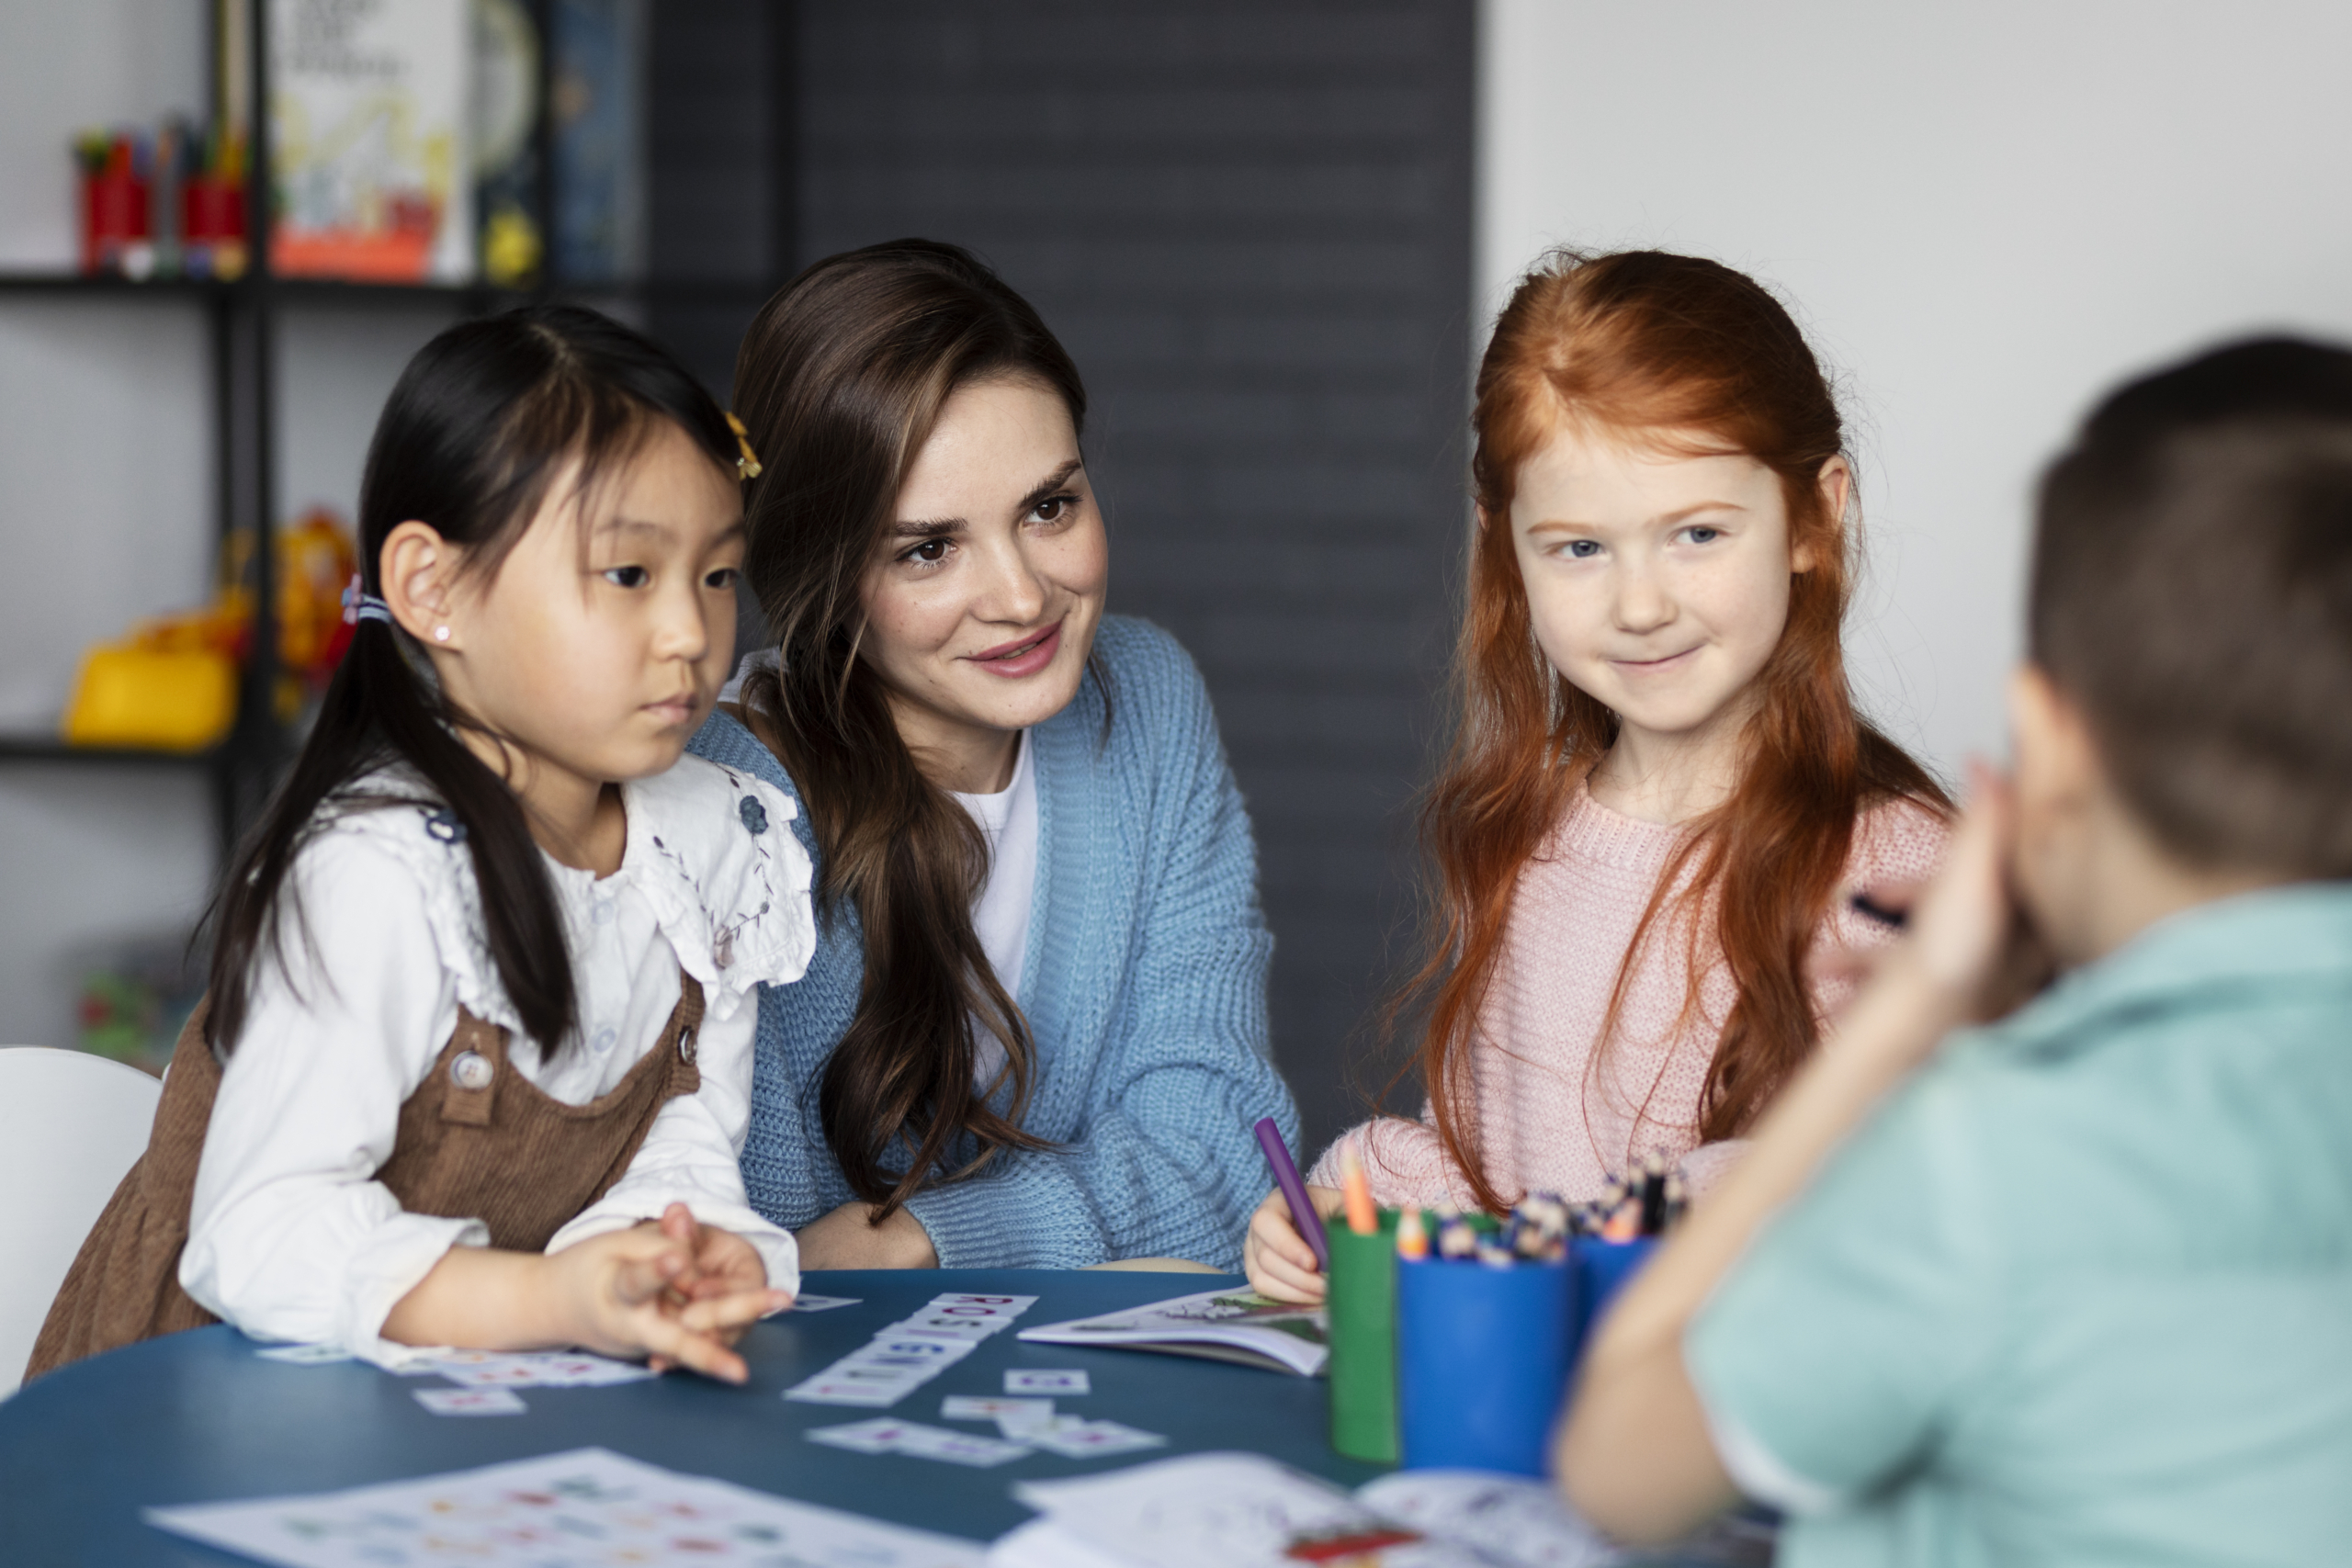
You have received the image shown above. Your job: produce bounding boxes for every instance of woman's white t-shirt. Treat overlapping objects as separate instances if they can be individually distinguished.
[722,649,1040,1089]
[950,731,1037,1091]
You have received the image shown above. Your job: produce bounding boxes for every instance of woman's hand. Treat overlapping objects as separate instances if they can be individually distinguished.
[794,1200,939,1270]
[1243,1184,1343,1303]
[544,1206,788,1383]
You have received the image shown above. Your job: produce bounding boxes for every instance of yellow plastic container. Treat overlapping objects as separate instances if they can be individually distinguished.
[62,645,237,751]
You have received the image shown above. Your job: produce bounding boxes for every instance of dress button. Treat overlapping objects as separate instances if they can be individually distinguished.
[448,1051,493,1091]
[591,1026,618,1054]
[591,898,616,926]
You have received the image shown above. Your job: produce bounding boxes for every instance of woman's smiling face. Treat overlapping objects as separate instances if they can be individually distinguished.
[1509,423,1820,756]
[855,373,1109,790]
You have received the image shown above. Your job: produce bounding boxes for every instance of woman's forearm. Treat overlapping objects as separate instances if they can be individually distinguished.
[794,1200,939,1269]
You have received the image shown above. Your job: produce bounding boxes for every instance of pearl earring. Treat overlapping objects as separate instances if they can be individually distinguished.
[434,626,450,643]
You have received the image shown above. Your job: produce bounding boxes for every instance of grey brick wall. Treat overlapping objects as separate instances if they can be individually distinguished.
[653,1,1476,1156]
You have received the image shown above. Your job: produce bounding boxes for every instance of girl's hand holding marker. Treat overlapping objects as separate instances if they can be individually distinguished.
[1247,1116,1343,1303]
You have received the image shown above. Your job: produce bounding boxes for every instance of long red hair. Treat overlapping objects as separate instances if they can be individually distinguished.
[1403,250,1949,1213]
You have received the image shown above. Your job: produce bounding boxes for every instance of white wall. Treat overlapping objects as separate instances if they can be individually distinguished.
[0,2,215,1048]
[0,4,447,1049]
[1479,0,2352,773]
[0,1,206,270]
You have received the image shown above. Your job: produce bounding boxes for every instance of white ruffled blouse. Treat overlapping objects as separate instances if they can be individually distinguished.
[179,754,815,1366]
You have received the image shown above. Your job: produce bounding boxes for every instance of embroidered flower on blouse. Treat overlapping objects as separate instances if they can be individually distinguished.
[738,795,768,836]
[421,808,467,844]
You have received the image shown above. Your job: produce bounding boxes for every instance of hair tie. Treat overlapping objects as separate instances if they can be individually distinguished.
[725,412,763,479]
[341,572,392,626]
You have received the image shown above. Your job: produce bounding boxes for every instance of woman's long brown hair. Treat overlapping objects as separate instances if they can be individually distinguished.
[730,239,1087,1217]
[1401,250,1950,1214]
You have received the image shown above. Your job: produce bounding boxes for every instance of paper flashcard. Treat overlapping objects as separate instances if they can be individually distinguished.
[895,1311,1023,1341]
[940,1395,1054,1422]
[806,1418,921,1454]
[1026,1420,1167,1459]
[934,1294,1041,1312]
[791,1294,864,1313]
[890,1424,1034,1468]
[254,1342,352,1365]
[509,1353,661,1388]
[429,1350,659,1389]
[784,1375,910,1409]
[807,1420,1033,1469]
[786,1293,1038,1408]
[1006,1369,1091,1394]
[894,1294,1037,1341]
[144,1447,989,1568]
[413,1386,527,1416]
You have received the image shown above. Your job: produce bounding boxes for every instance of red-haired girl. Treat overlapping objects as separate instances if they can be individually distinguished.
[1248,250,1951,1300]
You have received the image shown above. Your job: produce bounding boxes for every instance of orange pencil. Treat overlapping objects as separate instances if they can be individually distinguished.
[1396,1204,1430,1259]
[1340,1146,1377,1236]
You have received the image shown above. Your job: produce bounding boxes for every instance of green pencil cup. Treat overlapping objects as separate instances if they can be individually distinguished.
[1327,1209,1501,1462]
[1326,1208,1401,1461]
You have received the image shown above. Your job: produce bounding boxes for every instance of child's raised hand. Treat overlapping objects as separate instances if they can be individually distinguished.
[547,1207,788,1383]
[1905,761,2052,1024]
[1244,1184,1342,1303]
[1838,761,2053,1081]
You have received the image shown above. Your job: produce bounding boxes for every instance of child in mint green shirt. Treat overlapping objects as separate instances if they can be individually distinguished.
[1557,337,2352,1567]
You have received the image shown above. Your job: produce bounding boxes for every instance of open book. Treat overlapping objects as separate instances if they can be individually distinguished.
[1015,1289,1329,1376]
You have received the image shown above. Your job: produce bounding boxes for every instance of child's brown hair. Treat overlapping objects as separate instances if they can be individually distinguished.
[2032,336,2352,876]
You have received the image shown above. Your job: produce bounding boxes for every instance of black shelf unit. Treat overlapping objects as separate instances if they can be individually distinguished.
[0,3,787,873]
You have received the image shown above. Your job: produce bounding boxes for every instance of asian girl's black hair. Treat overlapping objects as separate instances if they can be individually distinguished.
[203,304,740,1060]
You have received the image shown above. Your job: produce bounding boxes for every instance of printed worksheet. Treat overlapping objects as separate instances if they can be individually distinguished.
[145,1447,987,1568]
[1355,1471,1621,1568]
[1006,1452,1477,1568]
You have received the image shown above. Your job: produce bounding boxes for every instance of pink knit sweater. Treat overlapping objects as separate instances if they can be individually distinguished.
[1308,782,1949,1207]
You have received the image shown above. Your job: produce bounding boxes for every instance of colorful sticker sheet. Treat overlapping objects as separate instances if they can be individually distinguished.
[143,1447,987,1568]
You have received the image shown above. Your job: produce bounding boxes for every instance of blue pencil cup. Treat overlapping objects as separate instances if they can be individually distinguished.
[1566,1235,1658,1372]
[1395,1255,1576,1475]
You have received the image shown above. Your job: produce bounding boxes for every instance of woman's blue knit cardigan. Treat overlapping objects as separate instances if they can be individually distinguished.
[686,615,1299,1271]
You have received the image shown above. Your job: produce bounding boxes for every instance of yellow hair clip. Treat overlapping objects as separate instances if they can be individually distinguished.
[725,412,763,479]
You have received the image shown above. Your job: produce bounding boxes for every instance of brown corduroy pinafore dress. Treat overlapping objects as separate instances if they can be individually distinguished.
[26,974,705,1382]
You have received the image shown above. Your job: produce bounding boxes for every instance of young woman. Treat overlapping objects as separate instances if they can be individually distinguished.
[689,239,1295,1271]
[33,306,811,1382]
[1248,250,1951,1300]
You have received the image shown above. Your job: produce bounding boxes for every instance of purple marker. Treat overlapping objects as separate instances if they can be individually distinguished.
[1253,1116,1329,1274]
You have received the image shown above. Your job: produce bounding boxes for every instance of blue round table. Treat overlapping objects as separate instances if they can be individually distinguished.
[0,1269,1386,1561]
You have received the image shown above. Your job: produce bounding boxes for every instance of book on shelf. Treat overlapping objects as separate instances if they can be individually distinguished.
[551,0,648,286]
[267,0,474,284]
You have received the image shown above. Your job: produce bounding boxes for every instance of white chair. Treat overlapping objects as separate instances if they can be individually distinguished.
[0,1047,161,1397]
